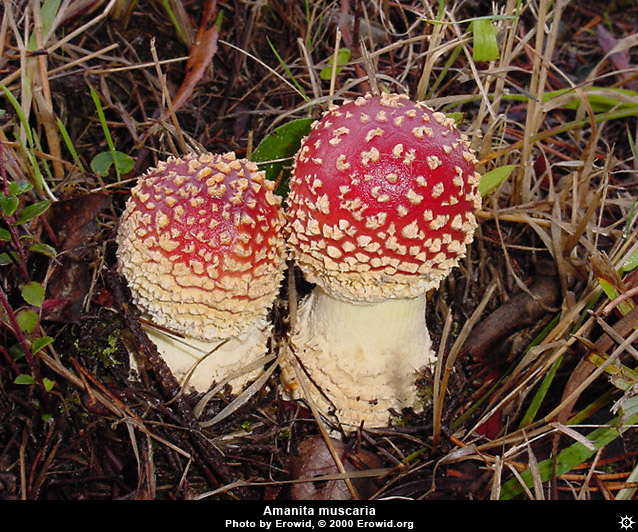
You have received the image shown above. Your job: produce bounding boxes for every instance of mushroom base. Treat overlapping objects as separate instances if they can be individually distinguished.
[283,288,435,429]
[138,320,272,393]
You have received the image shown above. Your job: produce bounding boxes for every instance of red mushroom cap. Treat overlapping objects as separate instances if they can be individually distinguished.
[116,151,286,339]
[286,93,481,302]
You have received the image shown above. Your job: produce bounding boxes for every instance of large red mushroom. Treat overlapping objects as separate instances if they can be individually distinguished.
[283,93,481,429]
[116,151,286,393]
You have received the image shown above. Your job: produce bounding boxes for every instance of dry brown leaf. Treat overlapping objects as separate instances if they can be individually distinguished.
[289,436,383,500]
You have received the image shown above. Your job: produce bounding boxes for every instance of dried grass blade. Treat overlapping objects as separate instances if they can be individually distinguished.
[432,282,496,446]
[527,442,544,500]
[193,352,276,421]
[1,0,118,87]
[198,359,278,428]
[38,350,191,458]
[31,0,63,179]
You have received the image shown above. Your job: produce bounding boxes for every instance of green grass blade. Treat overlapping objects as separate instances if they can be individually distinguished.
[56,118,85,171]
[0,83,57,199]
[89,85,121,180]
[89,85,115,153]
[28,0,62,50]
[518,355,563,429]
[161,0,189,45]
[628,128,638,171]
[266,37,309,102]
[500,411,638,499]
[31,127,52,182]
[0,82,35,148]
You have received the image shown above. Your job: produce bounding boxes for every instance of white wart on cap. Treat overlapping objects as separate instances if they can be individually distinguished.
[117,151,286,392]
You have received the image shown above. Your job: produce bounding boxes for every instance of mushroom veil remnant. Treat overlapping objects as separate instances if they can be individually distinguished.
[116,151,286,393]
[283,93,481,429]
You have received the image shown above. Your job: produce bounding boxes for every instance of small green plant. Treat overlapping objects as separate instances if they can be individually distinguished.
[499,410,638,500]
[0,143,57,416]
[88,86,135,180]
[73,328,123,369]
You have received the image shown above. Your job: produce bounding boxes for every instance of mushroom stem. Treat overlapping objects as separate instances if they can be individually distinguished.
[287,287,434,428]
[142,320,271,392]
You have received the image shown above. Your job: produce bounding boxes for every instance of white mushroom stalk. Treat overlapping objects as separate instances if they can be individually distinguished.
[283,93,481,429]
[291,288,431,422]
[116,151,286,393]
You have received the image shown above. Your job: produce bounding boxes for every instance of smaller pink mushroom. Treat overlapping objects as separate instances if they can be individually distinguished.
[116,151,286,393]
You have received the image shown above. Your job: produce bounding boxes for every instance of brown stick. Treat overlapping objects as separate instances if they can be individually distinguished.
[105,268,250,498]
[463,265,561,361]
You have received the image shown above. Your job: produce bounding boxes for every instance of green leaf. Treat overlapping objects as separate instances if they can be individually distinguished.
[0,251,18,266]
[8,180,32,196]
[0,195,19,216]
[0,228,11,241]
[446,112,465,125]
[28,243,58,258]
[472,18,499,62]
[90,150,135,177]
[21,281,45,307]
[251,117,315,196]
[478,164,516,196]
[619,396,638,418]
[620,243,638,273]
[598,278,619,303]
[32,336,54,354]
[15,200,51,225]
[43,378,55,392]
[587,353,638,391]
[16,309,39,333]
[10,343,24,361]
[320,48,351,80]
[14,374,36,385]
[597,278,634,315]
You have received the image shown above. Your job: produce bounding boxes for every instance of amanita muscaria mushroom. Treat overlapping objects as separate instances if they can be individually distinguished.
[116,151,286,393]
[283,92,481,428]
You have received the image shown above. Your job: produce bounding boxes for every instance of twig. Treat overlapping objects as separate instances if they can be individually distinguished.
[104,269,251,497]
